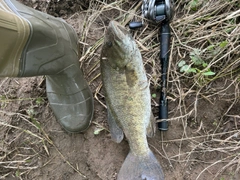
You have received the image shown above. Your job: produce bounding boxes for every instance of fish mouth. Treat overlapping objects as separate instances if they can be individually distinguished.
[108,21,129,42]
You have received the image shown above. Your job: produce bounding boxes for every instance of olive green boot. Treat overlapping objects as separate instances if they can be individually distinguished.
[0,0,94,133]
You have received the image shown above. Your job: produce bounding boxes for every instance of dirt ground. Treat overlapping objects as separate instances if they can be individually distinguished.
[0,0,239,180]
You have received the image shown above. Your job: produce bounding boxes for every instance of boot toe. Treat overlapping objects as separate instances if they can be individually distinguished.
[52,92,94,133]
[46,78,94,133]
[58,109,93,133]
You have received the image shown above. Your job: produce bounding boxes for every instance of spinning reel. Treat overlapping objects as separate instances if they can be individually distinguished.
[129,0,173,28]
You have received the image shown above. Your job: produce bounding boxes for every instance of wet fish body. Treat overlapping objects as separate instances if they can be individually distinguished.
[100,21,164,180]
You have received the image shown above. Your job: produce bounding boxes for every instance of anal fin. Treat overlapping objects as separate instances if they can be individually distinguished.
[146,112,156,138]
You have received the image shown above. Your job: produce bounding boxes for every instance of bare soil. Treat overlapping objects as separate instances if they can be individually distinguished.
[0,1,239,180]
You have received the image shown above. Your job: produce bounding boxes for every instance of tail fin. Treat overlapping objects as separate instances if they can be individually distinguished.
[117,151,164,180]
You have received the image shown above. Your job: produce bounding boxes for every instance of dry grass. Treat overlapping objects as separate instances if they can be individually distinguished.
[0,78,87,179]
[0,0,239,179]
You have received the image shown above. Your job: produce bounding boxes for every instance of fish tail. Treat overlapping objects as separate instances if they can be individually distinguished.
[117,151,164,180]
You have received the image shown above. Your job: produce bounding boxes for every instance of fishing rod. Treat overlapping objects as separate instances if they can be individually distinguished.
[129,0,173,131]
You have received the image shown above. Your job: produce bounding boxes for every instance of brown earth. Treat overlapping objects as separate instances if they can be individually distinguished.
[0,0,239,180]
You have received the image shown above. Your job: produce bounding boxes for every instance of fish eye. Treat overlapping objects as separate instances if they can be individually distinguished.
[107,41,112,47]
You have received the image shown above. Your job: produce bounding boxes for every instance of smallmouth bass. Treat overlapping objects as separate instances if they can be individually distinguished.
[100,21,164,180]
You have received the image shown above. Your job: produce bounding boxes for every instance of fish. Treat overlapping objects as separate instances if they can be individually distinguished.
[100,20,164,180]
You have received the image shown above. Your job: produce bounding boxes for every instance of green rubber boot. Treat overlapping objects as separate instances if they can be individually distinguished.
[0,0,94,133]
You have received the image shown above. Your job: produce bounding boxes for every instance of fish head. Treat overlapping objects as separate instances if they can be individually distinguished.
[101,21,136,70]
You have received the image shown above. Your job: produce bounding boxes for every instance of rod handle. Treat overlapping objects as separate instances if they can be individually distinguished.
[158,99,168,131]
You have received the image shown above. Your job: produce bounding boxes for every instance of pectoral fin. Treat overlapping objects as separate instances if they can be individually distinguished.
[146,112,156,138]
[107,109,124,143]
